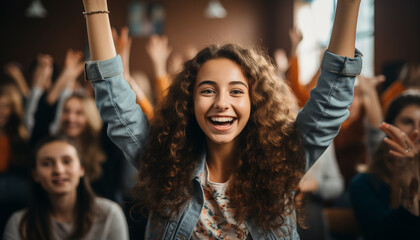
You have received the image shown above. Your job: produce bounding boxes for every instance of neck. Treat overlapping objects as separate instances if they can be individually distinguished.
[205,139,238,183]
[48,190,77,223]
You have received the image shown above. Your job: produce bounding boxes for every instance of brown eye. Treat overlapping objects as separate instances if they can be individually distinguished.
[62,157,73,165]
[201,89,215,94]
[231,89,244,94]
[40,160,51,167]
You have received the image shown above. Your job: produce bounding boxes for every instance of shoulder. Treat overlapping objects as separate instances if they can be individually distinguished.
[3,209,27,240]
[95,197,123,214]
[94,197,125,220]
[6,209,26,226]
[91,198,129,239]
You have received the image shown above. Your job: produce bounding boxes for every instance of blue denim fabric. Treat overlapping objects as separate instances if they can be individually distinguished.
[85,49,362,240]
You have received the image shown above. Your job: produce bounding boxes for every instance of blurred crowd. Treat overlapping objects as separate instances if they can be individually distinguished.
[1,26,419,240]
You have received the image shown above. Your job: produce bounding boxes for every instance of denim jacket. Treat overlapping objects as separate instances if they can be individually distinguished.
[85,49,362,240]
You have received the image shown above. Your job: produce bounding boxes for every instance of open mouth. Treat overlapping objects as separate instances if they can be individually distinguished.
[209,116,235,126]
[52,179,68,185]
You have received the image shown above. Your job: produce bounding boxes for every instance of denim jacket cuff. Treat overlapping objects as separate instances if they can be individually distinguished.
[84,55,123,81]
[321,49,363,77]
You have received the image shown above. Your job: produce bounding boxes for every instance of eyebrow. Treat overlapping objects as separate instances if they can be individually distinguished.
[197,80,248,89]
[39,157,54,162]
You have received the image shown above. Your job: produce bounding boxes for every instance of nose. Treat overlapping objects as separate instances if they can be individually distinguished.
[214,92,229,111]
[52,162,65,175]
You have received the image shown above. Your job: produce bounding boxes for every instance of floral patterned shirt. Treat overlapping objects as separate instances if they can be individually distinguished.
[191,165,249,240]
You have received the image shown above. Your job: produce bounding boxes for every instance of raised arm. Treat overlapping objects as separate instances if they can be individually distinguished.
[112,26,154,120]
[82,0,116,61]
[82,0,149,168]
[4,62,30,97]
[46,49,84,105]
[296,0,362,169]
[328,0,361,57]
[146,35,172,104]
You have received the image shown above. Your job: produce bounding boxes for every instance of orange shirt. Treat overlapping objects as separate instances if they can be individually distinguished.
[287,56,310,107]
[0,135,10,173]
[155,75,171,105]
[136,75,171,121]
[287,56,320,108]
[137,97,154,120]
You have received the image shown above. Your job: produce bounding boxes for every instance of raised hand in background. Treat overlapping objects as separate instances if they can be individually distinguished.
[146,35,172,104]
[4,62,29,97]
[112,26,154,120]
[380,122,419,216]
[46,49,84,105]
[32,54,53,91]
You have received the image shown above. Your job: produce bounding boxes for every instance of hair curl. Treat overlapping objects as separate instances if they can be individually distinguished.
[133,44,305,234]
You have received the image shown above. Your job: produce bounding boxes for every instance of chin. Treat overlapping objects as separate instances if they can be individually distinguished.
[65,131,80,138]
[207,135,236,145]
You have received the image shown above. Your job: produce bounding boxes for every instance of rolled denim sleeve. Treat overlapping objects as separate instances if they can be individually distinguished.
[297,49,362,170]
[84,55,149,169]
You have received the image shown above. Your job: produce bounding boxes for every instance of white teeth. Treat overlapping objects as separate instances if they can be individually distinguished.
[210,117,234,122]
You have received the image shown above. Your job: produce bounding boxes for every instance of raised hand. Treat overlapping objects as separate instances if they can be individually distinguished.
[63,49,84,79]
[380,122,418,160]
[358,75,385,94]
[112,26,132,79]
[289,27,303,58]
[46,49,84,105]
[4,62,29,96]
[146,35,172,78]
[32,54,54,90]
[358,75,385,127]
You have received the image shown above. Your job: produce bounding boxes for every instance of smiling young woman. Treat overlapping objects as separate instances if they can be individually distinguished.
[3,135,129,240]
[81,0,362,239]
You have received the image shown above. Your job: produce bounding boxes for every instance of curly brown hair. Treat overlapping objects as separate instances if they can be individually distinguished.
[133,44,305,234]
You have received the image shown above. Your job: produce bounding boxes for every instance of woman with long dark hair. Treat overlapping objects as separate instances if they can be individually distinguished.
[350,91,420,240]
[3,135,128,240]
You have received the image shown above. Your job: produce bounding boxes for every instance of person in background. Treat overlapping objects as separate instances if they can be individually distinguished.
[350,91,420,240]
[3,135,128,240]
[0,84,29,237]
[29,50,84,145]
[381,62,420,112]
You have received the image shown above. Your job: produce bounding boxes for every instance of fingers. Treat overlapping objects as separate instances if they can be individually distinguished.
[373,74,385,85]
[380,122,419,159]
[289,27,303,44]
[146,35,172,61]
[112,26,132,55]
[4,63,20,75]
[65,49,84,68]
